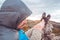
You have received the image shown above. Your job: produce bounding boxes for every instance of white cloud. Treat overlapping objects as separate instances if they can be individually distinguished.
[49,10,60,22]
[22,0,40,3]
[0,0,60,22]
[27,14,41,20]
[0,0,5,8]
[51,10,60,15]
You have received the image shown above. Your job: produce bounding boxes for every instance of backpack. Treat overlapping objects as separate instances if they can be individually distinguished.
[18,29,29,40]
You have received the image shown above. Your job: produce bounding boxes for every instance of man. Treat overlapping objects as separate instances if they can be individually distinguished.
[0,0,32,40]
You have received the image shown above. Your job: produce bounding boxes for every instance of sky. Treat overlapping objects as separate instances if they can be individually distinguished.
[0,0,60,22]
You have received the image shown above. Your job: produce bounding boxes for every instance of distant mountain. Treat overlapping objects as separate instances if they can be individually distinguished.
[50,21,60,28]
[27,20,60,28]
[19,19,60,35]
[27,20,60,36]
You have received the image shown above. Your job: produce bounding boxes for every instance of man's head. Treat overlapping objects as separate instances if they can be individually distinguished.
[1,0,32,30]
